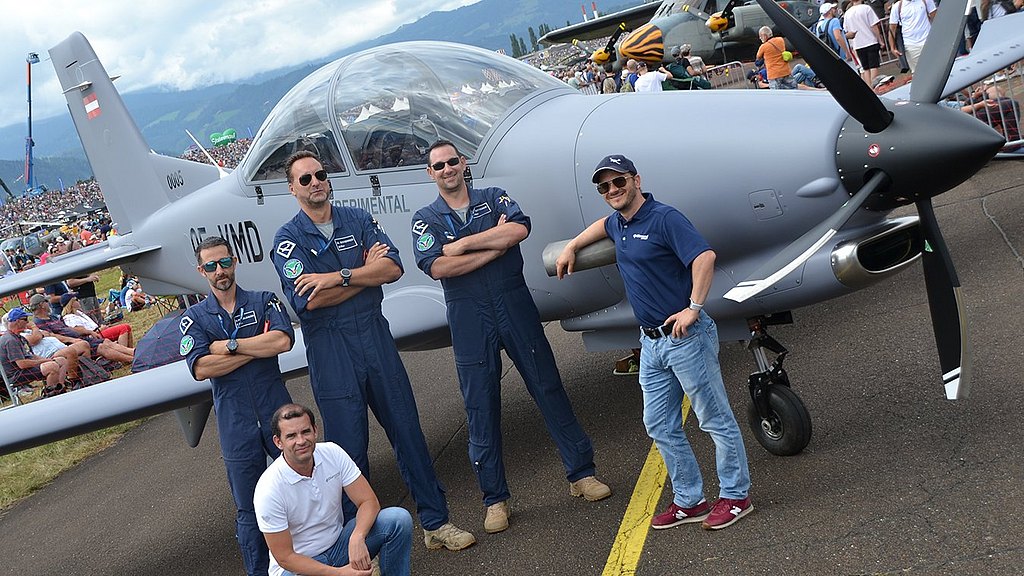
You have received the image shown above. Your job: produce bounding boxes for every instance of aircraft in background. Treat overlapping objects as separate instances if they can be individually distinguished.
[539,0,819,67]
[0,5,1018,459]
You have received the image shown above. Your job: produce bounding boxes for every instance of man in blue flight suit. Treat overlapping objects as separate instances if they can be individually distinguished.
[181,236,296,576]
[271,150,475,552]
[413,140,611,535]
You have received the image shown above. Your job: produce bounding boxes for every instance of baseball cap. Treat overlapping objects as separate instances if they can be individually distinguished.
[7,308,29,322]
[60,293,78,307]
[591,155,638,183]
[820,2,836,14]
[28,293,49,307]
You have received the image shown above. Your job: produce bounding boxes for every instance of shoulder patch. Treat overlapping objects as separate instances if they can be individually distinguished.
[412,220,429,235]
[267,294,283,312]
[282,258,304,279]
[179,316,194,335]
[416,233,435,252]
[179,335,195,356]
[276,240,296,259]
[497,194,512,206]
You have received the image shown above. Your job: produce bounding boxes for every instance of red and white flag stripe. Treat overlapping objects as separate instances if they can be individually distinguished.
[83,93,101,119]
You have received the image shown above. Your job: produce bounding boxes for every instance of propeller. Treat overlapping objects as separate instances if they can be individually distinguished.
[728,0,999,398]
[755,0,891,132]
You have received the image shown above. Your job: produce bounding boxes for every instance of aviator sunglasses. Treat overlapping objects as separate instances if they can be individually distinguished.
[596,175,631,195]
[201,257,235,272]
[430,157,461,171]
[297,170,328,186]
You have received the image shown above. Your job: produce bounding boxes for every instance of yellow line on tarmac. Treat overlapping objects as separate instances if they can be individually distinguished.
[601,397,691,576]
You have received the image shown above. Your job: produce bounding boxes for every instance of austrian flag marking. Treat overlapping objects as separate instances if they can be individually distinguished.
[83,94,101,119]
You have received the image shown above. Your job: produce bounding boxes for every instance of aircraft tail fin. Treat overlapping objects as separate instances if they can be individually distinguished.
[48,32,220,234]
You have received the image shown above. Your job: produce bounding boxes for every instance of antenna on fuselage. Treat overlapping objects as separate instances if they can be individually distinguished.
[185,129,229,179]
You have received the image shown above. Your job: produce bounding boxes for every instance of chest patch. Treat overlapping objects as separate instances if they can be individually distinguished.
[471,203,492,219]
[233,308,258,329]
[334,235,358,252]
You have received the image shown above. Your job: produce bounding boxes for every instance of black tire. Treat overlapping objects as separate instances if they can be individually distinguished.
[747,385,812,456]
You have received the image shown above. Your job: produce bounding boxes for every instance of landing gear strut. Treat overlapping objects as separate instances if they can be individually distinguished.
[746,315,812,456]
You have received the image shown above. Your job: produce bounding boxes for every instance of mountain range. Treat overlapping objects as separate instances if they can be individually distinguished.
[0,0,639,191]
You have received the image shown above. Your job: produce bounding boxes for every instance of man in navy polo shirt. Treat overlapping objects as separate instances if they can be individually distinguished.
[181,236,295,576]
[555,154,753,531]
[272,151,475,553]
[413,140,610,535]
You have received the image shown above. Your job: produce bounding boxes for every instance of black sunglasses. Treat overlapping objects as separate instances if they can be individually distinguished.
[201,257,235,273]
[430,157,461,171]
[596,175,632,195]
[297,170,328,186]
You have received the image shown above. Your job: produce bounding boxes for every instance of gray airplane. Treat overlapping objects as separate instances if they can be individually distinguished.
[0,2,1017,459]
[539,0,820,67]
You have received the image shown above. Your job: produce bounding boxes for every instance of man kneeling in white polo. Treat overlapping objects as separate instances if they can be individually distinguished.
[254,403,413,576]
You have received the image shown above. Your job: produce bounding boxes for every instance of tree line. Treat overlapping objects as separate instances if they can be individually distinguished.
[508,23,558,58]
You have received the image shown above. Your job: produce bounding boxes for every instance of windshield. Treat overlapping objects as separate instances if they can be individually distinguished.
[241,42,566,181]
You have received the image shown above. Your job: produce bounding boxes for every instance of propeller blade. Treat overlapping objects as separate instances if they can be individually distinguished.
[724,171,889,303]
[755,0,891,132]
[916,199,971,399]
[908,0,970,103]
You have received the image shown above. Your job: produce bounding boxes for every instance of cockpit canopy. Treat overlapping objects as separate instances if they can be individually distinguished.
[242,42,567,183]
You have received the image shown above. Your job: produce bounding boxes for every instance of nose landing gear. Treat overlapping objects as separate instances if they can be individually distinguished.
[746,315,812,456]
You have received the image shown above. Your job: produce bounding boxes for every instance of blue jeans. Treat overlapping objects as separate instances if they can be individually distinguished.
[281,507,413,576]
[638,310,751,507]
[792,64,817,87]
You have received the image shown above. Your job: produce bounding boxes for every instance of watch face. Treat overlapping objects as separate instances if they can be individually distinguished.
[227,339,238,352]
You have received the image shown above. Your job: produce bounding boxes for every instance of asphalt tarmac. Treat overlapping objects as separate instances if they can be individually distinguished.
[0,161,1021,576]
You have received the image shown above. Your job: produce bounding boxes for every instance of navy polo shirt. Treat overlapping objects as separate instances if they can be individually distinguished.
[604,193,711,329]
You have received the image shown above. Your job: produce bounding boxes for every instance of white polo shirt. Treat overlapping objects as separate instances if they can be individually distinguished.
[891,0,936,46]
[254,442,362,576]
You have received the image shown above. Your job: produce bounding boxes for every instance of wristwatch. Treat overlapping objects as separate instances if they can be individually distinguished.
[340,268,352,287]
[688,300,704,311]
[226,338,238,354]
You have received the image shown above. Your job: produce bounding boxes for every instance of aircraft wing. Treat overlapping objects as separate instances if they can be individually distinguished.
[0,236,159,296]
[883,11,1024,101]
[0,329,310,456]
[539,2,662,44]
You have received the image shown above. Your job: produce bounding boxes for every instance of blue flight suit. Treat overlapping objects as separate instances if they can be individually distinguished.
[272,206,451,531]
[412,187,596,506]
[181,286,294,576]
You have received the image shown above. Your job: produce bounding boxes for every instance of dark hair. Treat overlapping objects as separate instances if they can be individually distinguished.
[427,139,462,160]
[271,403,316,437]
[285,150,322,183]
[194,236,233,264]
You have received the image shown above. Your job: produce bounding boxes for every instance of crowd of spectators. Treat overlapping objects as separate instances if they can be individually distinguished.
[0,180,104,236]
[180,138,252,169]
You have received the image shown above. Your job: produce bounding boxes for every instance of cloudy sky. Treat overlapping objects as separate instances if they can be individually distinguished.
[0,0,480,128]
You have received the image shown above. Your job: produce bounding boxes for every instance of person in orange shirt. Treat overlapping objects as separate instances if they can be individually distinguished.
[755,26,797,89]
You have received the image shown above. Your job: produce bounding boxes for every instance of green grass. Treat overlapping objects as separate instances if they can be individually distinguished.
[0,422,138,509]
[0,267,173,510]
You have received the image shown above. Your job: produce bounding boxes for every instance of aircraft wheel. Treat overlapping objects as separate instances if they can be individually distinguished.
[747,385,812,456]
